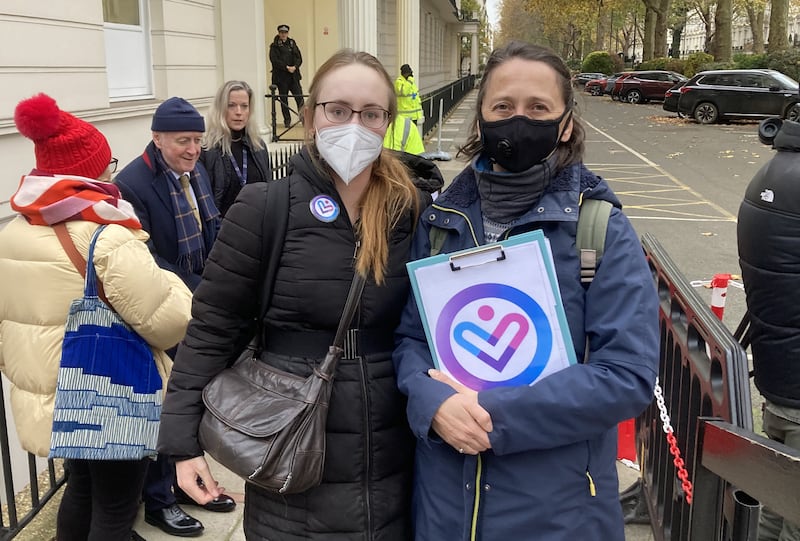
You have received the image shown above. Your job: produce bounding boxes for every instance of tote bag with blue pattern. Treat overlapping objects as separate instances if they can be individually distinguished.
[49,225,162,460]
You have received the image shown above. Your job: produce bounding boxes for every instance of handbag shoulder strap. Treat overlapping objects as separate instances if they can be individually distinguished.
[332,272,366,349]
[257,178,291,331]
[53,223,109,304]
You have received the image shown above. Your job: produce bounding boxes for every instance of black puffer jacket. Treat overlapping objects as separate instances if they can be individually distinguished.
[159,148,415,540]
[738,120,800,407]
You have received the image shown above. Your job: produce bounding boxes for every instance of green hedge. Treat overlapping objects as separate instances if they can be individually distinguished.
[582,51,615,75]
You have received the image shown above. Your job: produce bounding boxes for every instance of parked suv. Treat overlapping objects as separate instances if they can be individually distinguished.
[614,70,687,104]
[669,69,800,124]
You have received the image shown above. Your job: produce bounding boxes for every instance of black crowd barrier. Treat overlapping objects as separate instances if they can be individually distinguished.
[0,381,65,539]
[420,74,476,137]
[266,75,477,143]
[630,233,753,541]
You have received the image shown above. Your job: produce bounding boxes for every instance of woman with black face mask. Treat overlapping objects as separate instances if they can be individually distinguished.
[393,41,659,541]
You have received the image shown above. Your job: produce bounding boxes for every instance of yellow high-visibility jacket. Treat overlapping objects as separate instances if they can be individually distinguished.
[383,116,425,155]
[395,75,423,122]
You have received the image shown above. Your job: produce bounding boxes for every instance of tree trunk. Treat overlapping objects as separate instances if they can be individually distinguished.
[768,0,789,52]
[670,21,684,58]
[643,6,657,61]
[653,0,671,57]
[746,5,765,54]
[711,0,732,61]
[700,5,714,53]
[595,10,606,51]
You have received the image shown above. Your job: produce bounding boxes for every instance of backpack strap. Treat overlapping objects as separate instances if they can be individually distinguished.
[576,198,613,284]
[429,225,448,256]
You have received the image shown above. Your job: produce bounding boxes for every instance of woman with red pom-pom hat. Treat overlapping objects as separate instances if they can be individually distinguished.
[0,93,193,541]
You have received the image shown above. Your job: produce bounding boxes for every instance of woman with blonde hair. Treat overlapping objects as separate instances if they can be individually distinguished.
[158,49,424,539]
[201,80,272,216]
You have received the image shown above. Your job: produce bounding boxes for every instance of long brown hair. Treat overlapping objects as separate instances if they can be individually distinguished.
[458,41,586,170]
[303,49,419,284]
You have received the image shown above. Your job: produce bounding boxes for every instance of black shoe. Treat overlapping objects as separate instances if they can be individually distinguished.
[131,530,146,541]
[174,485,237,513]
[144,504,203,537]
[284,121,292,129]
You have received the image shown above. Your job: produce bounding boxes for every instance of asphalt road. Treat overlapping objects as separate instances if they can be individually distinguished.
[576,91,775,332]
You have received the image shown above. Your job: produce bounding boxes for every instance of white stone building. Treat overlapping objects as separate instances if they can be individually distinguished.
[0,0,483,223]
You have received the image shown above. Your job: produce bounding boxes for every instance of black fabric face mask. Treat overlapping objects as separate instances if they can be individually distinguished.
[480,108,571,173]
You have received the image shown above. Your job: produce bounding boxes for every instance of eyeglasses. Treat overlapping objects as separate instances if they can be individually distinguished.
[109,158,119,173]
[317,102,390,129]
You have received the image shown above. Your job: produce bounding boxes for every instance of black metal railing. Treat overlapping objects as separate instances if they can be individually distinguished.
[269,143,304,180]
[420,75,476,138]
[267,85,308,142]
[0,381,65,539]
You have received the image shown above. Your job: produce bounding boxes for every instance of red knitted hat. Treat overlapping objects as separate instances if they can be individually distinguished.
[14,93,112,179]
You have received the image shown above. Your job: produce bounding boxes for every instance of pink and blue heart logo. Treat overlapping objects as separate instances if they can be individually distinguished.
[309,195,339,223]
[435,283,552,390]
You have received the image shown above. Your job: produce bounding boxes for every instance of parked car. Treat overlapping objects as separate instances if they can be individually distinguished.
[669,69,800,124]
[572,72,605,87]
[663,81,687,116]
[614,70,687,104]
[610,73,635,100]
[605,72,632,96]
[585,77,608,95]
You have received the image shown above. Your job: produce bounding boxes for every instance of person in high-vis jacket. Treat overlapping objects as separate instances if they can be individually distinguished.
[395,64,423,124]
[383,114,425,155]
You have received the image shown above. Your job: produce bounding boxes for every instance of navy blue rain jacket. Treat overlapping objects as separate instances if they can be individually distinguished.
[393,161,659,541]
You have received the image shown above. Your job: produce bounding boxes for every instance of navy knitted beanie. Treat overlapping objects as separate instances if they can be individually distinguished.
[151,97,205,132]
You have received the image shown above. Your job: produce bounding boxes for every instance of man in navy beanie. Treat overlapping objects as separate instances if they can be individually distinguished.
[115,97,232,537]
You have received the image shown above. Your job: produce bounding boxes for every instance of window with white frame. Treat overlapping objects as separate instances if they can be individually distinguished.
[103,0,152,100]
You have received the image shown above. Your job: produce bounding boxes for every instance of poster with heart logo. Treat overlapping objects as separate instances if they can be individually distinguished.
[407,230,576,391]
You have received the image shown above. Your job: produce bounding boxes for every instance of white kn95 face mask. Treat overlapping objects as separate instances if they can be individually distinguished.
[315,124,384,184]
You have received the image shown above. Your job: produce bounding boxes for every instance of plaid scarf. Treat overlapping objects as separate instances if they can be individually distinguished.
[153,150,219,274]
[11,173,142,228]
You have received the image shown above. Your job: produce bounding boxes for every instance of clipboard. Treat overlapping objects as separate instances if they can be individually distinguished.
[407,230,576,391]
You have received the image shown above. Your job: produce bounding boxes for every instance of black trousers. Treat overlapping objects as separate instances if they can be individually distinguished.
[142,452,176,512]
[274,76,304,125]
[57,458,149,541]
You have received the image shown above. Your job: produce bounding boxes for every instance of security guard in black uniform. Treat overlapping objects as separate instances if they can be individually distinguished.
[269,24,305,129]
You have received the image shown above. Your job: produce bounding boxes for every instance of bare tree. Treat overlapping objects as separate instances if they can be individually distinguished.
[743,0,765,53]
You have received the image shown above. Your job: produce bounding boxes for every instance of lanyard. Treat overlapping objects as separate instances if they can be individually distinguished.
[229,148,248,186]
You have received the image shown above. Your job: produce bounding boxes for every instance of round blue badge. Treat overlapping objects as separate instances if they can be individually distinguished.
[309,195,340,223]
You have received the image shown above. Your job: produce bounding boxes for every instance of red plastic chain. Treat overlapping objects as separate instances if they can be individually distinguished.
[654,379,694,505]
[666,431,693,504]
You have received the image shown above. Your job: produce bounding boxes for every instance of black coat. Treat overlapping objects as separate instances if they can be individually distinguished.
[200,137,272,217]
[159,148,414,539]
[269,36,303,85]
[738,120,800,407]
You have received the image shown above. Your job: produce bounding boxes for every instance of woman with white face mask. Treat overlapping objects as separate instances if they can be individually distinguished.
[158,49,424,540]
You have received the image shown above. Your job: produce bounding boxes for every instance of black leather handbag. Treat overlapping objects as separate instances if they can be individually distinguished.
[198,271,365,494]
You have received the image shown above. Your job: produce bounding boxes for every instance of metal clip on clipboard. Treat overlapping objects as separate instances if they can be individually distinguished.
[449,244,506,271]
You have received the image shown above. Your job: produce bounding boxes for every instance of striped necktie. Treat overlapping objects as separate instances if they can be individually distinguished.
[179,173,202,228]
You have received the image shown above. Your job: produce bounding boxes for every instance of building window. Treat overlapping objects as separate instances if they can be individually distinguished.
[103,0,152,100]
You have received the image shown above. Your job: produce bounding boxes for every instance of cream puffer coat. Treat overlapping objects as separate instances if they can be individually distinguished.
[0,218,192,457]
